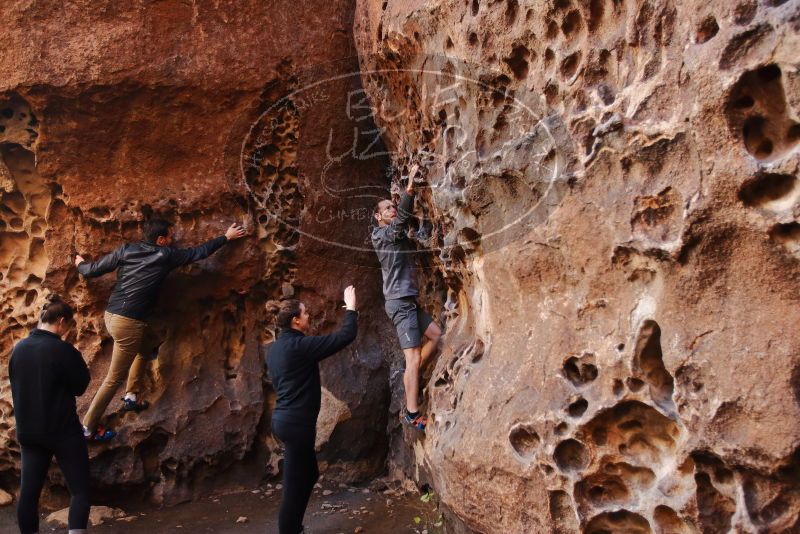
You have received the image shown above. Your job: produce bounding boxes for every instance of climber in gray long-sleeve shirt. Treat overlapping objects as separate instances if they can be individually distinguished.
[371,163,442,431]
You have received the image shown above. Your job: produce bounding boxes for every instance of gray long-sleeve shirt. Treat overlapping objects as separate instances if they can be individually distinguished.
[371,191,419,300]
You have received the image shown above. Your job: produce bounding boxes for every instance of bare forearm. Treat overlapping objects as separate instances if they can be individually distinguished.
[404,163,420,194]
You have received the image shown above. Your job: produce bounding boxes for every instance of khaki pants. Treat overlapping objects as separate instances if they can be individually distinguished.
[82,312,161,431]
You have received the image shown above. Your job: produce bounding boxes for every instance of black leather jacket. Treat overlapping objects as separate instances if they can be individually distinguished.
[77,236,228,320]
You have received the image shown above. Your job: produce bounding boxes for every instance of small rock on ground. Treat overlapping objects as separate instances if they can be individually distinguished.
[46,505,126,527]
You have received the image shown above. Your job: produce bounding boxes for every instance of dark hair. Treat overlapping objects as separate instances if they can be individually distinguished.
[40,294,74,324]
[268,299,302,329]
[143,219,172,244]
[374,198,392,216]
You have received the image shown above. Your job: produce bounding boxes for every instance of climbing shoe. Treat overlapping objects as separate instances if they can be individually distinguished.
[86,426,116,443]
[120,397,150,413]
[403,411,427,431]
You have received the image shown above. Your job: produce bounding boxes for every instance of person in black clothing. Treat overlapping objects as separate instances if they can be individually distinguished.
[75,218,246,441]
[266,286,358,534]
[9,295,91,534]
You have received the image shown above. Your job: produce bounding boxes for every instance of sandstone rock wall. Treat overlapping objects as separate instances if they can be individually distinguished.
[0,0,394,504]
[354,0,800,532]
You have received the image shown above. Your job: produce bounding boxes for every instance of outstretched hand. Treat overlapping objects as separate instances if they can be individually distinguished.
[343,285,357,311]
[225,223,246,241]
[405,163,420,193]
[74,254,85,267]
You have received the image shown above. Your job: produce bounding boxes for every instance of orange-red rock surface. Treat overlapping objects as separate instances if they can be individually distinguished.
[0,0,395,505]
[354,0,800,532]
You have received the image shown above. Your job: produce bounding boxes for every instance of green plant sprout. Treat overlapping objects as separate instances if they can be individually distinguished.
[411,489,445,533]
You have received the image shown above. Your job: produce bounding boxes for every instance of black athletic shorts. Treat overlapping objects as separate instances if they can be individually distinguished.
[385,297,433,349]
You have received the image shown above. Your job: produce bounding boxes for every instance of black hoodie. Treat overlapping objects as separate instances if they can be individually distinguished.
[266,311,357,426]
[9,329,90,444]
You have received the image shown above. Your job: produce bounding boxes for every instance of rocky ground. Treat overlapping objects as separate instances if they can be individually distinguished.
[0,479,440,534]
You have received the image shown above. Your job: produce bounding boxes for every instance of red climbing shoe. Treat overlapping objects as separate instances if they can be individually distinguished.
[403,412,427,431]
[86,426,116,443]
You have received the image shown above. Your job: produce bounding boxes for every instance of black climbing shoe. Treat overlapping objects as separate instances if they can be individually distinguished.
[120,397,150,413]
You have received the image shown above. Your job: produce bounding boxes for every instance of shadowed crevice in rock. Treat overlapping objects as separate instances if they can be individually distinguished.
[694,471,735,533]
[508,423,540,461]
[584,509,652,534]
[556,395,694,527]
[548,490,579,533]
[769,222,800,259]
[562,354,598,388]
[792,365,800,407]
[726,64,800,162]
[653,505,694,534]
[568,397,589,418]
[695,15,719,44]
[740,447,800,531]
[554,438,590,473]
[738,172,798,211]
[632,320,675,414]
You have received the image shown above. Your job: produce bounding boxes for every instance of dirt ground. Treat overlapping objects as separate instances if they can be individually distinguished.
[0,480,444,534]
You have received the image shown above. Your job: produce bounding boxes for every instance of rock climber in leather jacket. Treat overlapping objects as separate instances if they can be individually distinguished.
[74,218,246,442]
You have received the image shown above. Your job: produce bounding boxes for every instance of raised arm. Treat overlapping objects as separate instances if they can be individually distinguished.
[300,286,358,362]
[167,223,245,267]
[300,311,357,362]
[76,245,125,278]
[382,164,420,243]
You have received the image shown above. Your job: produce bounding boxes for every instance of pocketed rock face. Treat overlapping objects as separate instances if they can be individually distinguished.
[0,1,392,503]
[355,1,800,532]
